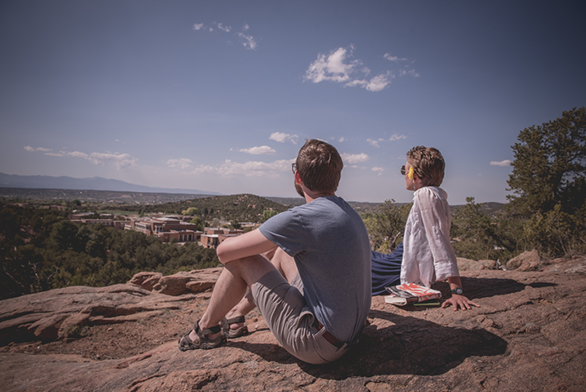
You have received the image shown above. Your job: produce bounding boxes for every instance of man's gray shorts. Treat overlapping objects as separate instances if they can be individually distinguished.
[251,269,350,365]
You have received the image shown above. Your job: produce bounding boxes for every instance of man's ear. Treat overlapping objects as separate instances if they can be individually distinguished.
[294,171,302,184]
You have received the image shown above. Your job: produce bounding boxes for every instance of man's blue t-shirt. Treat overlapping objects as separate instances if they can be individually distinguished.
[259,196,371,343]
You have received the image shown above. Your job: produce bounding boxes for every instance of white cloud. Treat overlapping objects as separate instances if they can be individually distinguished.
[23,147,135,170]
[191,158,294,178]
[490,160,512,167]
[24,146,52,152]
[341,152,369,164]
[167,158,193,169]
[367,138,385,148]
[305,46,361,84]
[67,151,89,159]
[364,72,394,92]
[372,167,385,175]
[384,53,407,62]
[194,22,257,50]
[239,145,276,155]
[346,72,394,92]
[87,152,137,169]
[389,134,407,141]
[217,23,231,32]
[399,69,420,78]
[339,137,346,142]
[269,132,298,144]
[237,32,257,50]
[305,46,419,92]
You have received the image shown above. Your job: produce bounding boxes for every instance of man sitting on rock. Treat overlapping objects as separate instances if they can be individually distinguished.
[178,139,372,365]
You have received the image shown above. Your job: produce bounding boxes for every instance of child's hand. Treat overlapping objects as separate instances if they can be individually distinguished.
[441,294,480,311]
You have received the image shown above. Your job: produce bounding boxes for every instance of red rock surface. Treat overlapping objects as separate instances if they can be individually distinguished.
[1,258,585,391]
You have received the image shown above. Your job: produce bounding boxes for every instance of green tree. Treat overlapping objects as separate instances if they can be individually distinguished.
[363,200,411,253]
[263,209,278,221]
[182,207,200,216]
[190,216,205,231]
[507,107,586,256]
[451,197,519,261]
[507,107,586,217]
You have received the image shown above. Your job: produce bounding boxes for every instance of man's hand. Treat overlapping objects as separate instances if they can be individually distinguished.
[441,294,480,311]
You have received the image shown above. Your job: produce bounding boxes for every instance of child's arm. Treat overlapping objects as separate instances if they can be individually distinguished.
[441,276,480,311]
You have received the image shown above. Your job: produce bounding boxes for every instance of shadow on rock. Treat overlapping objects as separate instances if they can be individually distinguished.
[457,277,556,300]
[299,310,507,380]
[226,340,299,364]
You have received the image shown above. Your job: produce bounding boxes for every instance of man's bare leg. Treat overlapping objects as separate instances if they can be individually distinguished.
[224,248,298,331]
[185,254,277,343]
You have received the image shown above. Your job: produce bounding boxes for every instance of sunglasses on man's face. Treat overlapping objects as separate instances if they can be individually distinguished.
[400,165,407,175]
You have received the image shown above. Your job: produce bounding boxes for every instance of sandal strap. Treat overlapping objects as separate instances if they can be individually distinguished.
[225,316,245,325]
[194,320,222,335]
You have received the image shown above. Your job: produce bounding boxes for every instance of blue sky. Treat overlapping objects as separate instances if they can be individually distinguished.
[1,1,585,204]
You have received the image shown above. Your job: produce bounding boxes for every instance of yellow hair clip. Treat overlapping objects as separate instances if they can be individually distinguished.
[408,166,414,179]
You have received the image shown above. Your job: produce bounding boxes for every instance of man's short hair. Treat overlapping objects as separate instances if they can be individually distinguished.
[296,139,343,193]
[407,146,445,187]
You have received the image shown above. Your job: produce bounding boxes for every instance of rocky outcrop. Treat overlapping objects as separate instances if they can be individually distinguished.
[129,268,221,295]
[0,267,220,345]
[1,258,585,391]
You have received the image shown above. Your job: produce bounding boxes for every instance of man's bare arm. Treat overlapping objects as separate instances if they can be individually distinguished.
[216,229,278,264]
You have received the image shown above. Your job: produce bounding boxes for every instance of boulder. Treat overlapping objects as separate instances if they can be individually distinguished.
[506,249,541,270]
[457,257,497,271]
[129,268,222,295]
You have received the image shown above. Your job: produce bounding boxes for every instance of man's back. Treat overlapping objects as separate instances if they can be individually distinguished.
[260,196,371,342]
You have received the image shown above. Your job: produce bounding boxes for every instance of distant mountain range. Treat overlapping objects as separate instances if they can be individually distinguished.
[0,173,220,195]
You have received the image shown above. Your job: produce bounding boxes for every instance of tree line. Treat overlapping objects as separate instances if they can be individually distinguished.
[0,204,219,300]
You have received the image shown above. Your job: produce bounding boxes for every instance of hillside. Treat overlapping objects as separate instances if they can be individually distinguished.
[123,194,290,222]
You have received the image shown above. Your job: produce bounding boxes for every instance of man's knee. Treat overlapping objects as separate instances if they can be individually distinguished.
[224,254,277,287]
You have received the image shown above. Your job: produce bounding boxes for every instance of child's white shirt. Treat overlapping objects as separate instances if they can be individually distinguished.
[400,186,460,287]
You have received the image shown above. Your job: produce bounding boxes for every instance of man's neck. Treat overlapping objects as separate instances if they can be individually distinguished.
[304,191,336,203]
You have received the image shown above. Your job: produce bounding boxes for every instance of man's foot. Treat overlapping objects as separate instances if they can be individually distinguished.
[178,319,226,351]
[221,316,249,339]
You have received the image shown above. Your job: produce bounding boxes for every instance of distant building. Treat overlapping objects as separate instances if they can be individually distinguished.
[200,227,244,249]
[124,216,202,243]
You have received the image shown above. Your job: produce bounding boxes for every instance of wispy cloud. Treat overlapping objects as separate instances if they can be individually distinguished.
[341,152,369,164]
[384,54,407,62]
[372,167,384,176]
[389,134,407,141]
[167,158,193,169]
[367,138,385,148]
[193,22,257,50]
[239,145,276,155]
[24,146,52,152]
[339,137,346,142]
[366,134,406,148]
[25,146,137,169]
[191,159,293,178]
[490,160,512,167]
[216,23,231,32]
[269,132,298,144]
[346,71,394,92]
[237,32,257,50]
